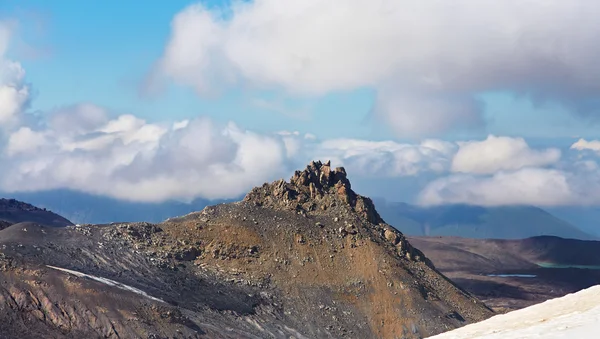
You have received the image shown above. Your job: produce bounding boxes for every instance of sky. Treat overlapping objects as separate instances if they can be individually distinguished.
[1,0,600,206]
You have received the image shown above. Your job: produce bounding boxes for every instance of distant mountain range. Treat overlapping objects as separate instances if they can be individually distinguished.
[0,198,73,229]
[373,199,596,240]
[6,190,234,225]
[2,190,598,240]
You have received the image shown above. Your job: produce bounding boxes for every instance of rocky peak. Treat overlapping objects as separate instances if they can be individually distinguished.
[244,160,383,224]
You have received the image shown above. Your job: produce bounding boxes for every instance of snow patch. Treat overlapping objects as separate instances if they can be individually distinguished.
[429,285,600,338]
[46,265,164,303]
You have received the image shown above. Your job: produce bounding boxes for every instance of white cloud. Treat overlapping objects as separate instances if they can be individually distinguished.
[314,138,456,177]
[418,169,576,207]
[6,127,47,156]
[172,119,189,130]
[2,102,600,206]
[417,137,600,207]
[571,138,600,153]
[152,0,600,137]
[0,106,294,202]
[451,135,561,174]
[0,22,29,126]
[49,103,109,135]
[419,158,600,207]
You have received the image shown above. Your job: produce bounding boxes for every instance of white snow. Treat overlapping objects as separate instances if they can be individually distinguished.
[429,285,600,338]
[46,265,164,303]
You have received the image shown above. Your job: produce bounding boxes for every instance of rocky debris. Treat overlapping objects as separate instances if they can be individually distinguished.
[0,253,13,271]
[245,160,383,224]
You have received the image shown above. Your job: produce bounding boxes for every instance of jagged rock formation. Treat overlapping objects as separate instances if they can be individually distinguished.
[0,162,493,338]
[0,198,73,228]
[245,161,381,222]
[245,160,424,263]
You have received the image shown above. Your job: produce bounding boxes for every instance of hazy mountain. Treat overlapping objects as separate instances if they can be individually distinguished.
[0,198,73,229]
[545,206,600,237]
[374,200,595,240]
[6,190,236,224]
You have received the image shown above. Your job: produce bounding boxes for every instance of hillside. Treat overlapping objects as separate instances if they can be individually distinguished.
[0,161,492,338]
[0,198,73,229]
[375,201,593,240]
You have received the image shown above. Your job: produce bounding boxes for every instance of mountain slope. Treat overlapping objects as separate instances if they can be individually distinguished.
[0,161,492,338]
[375,201,593,240]
[546,206,600,237]
[0,198,73,229]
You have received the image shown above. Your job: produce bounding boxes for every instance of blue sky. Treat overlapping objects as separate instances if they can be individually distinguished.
[2,0,381,139]
[1,0,600,207]
[3,0,598,141]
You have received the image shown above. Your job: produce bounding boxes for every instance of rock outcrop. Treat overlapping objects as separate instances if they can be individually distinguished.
[245,160,382,223]
[245,160,422,263]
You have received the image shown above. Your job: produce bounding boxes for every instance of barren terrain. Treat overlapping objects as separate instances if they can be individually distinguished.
[0,162,493,338]
[409,236,600,312]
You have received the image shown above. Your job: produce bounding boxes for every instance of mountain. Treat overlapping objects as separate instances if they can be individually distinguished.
[6,190,234,224]
[0,161,493,338]
[408,235,600,312]
[545,206,600,237]
[374,200,594,240]
[430,284,600,338]
[0,198,73,229]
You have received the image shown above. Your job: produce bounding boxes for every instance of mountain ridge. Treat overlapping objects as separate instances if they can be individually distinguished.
[374,200,594,240]
[0,198,74,229]
[0,161,493,338]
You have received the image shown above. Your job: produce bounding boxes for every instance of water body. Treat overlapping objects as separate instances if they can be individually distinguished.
[487,274,537,278]
[537,262,600,270]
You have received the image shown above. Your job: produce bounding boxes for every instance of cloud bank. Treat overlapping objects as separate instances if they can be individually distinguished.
[152,0,600,137]
[1,104,298,202]
[451,135,561,174]
[3,14,600,207]
[418,139,600,207]
[0,22,29,127]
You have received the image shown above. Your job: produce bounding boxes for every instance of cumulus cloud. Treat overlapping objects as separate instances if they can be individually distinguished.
[418,169,576,207]
[0,22,29,127]
[419,153,600,207]
[571,139,600,154]
[151,0,600,137]
[314,138,456,177]
[451,135,561,174]
[0,104,297,202]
